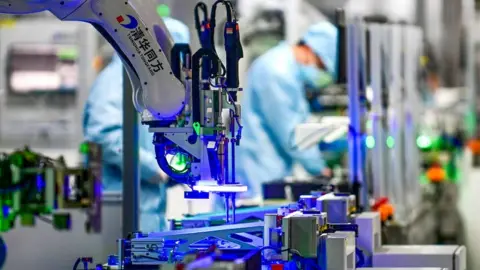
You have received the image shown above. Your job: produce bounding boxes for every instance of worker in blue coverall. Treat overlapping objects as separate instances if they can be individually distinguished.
[236,22,338,202]
[83,17,190,233]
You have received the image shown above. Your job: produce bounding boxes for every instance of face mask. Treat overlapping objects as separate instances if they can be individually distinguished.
[300,64,333,89]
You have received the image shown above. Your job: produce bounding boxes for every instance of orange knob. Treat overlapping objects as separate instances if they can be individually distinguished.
[426,166,446,183]
[378,203,394,222]
[468,139,480,155]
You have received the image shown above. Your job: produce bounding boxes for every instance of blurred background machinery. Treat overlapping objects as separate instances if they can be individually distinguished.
[0,142,121,270]
[0,145,101,233]
[0,15,99,150]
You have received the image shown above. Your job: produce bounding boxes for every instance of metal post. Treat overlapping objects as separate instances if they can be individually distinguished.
[441,0,463,87]
[387,24,406,221]
[463,0,477,138]
[369,24,387,199]
[347,21,367,210]
[122,69,140,236]
[403,26,423,217]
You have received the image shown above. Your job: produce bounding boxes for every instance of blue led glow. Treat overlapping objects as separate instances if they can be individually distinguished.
[2,206,8,217]
[184,191,209,199]
[36,174,45,191]
[107,255,118,266]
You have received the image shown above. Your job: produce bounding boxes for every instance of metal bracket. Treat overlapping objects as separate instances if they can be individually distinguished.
[130,222,264,265]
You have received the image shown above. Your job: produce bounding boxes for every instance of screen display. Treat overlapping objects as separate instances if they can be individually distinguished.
[7,44,78,93]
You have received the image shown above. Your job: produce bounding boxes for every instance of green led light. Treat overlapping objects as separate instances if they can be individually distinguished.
[366,136,375,149]
[169,152,189,173]
[386,136,395,149]
[156,4,170,18]
[57,48,78,60]
[193,122,201,135]
[417,135,432,149]
[10,154,23,167]
[79,142,89,154]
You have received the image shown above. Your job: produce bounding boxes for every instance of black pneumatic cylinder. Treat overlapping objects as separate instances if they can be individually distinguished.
[335,8,347,84]
[171,44,192,81]
[192,49,221,123]
[224,21,243,94]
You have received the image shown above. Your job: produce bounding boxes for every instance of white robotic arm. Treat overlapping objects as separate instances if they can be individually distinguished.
[0,0,186,119]
[0,0,245,199]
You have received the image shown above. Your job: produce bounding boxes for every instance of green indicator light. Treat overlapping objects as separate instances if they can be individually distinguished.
[11,154,23,167]
[156,4,171,18]
[79,142,89,154]
[0,221,8,232]
[193,122,201,135]
[417,135,432,149]
[169,152,189,173]
[366,136,375,149]
[386,136,395,148]
[57,48,78,60]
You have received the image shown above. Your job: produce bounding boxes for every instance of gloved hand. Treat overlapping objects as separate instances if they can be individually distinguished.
[322,168,333,178]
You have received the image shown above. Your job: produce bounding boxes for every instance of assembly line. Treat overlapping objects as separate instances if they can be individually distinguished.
[0,0,477,269]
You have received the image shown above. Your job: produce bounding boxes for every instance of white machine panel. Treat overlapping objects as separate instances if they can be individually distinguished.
[0,18,97,148]
[373,245,466,270]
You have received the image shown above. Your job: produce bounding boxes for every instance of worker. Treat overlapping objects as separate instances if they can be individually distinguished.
[236,21,337,202]
[83,17,190,233]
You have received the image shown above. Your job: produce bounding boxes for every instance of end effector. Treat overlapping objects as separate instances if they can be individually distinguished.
[149,0,244,192]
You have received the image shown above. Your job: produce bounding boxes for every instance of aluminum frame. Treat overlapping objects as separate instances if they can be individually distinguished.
[129,222,264,265]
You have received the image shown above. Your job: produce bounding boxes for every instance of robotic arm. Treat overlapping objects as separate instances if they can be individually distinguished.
[0,0,245,207]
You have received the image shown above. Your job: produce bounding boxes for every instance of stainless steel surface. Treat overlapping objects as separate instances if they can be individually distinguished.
[352,21,423,222]
[440,0,463,87]
[282,215,318,259]
[373,245,466,270]
[369,23,387,199]
[347,21,367,208]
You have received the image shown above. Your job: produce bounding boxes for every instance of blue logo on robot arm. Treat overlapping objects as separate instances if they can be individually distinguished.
[116,15,139,29]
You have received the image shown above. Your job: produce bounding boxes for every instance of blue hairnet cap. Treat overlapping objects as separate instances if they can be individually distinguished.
[163,17,190,44]
[302,21,338,77]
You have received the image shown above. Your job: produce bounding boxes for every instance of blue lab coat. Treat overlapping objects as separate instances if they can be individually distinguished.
[236,42,327,200]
